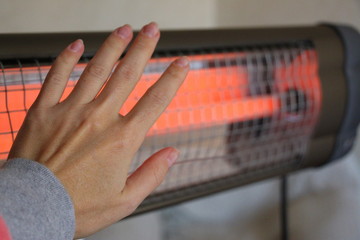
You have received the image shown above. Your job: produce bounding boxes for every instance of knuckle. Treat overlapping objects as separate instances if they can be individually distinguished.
[81,117,102,133]
[151,165,166,186]
[25,106,48,127]
[47,72,66,86]
[85,63,108,80]
[147,89,169,106]
[81,108,108,132]
[117,63,138,81]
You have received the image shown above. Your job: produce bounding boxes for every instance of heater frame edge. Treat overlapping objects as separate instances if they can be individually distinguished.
[324,24,360,162]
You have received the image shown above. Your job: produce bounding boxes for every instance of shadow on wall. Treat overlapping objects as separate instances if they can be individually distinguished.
[214,0,360,30]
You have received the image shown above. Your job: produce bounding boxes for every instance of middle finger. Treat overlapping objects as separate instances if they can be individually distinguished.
[96,22,160,111]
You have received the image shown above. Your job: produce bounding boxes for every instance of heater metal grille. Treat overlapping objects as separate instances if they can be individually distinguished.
[0,40,321,212]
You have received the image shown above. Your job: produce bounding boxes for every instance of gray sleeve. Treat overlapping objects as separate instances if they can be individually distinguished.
[0,158,75,240]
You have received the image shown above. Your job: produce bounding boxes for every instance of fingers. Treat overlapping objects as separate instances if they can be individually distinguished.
[122,147,179,210]
[66,25,133,104]
[35,39,84,107]
[96,22,160,110]
[126,57,189,134]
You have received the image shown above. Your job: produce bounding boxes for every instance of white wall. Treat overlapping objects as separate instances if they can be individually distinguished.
[1,0,359,33]
[0,0,217,33]
[215,0,360,30]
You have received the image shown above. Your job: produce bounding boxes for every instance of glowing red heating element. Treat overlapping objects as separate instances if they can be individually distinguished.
[0,51,321,160]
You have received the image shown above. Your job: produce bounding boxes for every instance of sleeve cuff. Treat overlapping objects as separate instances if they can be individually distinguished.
[0,158,75,240]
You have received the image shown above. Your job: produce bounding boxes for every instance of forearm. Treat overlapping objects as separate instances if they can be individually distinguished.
[0,159,75,240]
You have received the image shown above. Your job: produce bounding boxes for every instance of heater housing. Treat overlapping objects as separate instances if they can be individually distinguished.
[0,24,359,215]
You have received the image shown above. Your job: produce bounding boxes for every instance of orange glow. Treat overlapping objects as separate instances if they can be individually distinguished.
[0,51,321,159]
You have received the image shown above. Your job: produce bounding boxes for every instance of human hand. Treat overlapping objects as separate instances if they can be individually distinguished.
[8,22,189,238]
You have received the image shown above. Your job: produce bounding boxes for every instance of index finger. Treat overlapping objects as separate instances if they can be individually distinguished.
[125,57,189,134]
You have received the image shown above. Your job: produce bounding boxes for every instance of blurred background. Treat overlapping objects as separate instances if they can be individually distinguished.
[1,0,360,239]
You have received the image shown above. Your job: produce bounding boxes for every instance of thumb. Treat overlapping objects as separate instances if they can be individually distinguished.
[121,147,179,211]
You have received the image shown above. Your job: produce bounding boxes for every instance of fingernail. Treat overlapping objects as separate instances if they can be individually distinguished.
[68,39,83,52]
[174,57,189,68]
[115,24,132,39]
[142,22,159,38]
[167,149,179,167]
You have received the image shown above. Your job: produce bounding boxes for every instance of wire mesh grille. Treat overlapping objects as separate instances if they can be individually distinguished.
[0,40,321,210]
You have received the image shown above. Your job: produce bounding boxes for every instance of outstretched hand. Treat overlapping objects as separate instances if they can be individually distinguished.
[8,22,189,238]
